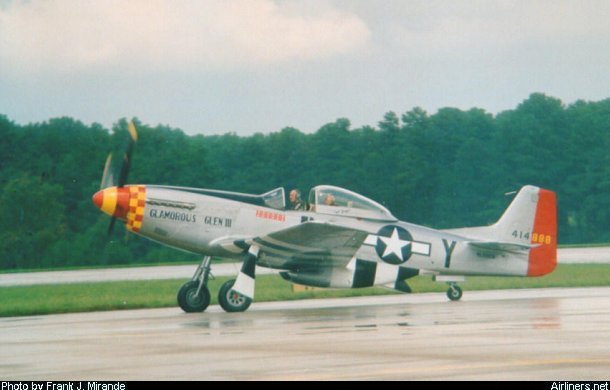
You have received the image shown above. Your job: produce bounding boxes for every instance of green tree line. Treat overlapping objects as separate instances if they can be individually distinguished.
[1,93,610,270]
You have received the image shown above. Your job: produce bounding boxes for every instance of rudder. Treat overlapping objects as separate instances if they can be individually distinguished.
[527,188,557,276]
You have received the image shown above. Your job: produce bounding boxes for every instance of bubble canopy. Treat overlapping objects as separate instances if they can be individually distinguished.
[308,185,397,221]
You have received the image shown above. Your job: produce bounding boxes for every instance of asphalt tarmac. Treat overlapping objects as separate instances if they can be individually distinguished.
[1,287,609,380]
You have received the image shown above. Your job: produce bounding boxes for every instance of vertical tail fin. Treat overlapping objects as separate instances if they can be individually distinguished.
[493,185,557,276]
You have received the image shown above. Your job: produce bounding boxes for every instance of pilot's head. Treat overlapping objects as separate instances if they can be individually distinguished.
[289,189,301,203]
[324,194,335,206]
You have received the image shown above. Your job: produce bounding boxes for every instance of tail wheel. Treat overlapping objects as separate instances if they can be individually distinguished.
[447,284,463,301]
[218,279,252,313]
[177,281,210,313]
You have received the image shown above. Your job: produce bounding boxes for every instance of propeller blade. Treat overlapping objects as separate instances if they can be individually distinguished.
[107,216,117,237]
[117,121,138,188]
[117,154,130,188]
[127,120,138,142]
[98,120,139,237]
[100,153,115,189]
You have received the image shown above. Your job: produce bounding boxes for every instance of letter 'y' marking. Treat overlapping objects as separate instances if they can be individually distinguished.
[443,239,456,268]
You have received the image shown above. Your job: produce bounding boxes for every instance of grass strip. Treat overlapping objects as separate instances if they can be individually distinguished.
[0,264,608,317]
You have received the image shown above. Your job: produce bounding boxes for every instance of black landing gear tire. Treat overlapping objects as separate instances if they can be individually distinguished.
[218,279,252,313]
[177,281,211,313]
[447,284,463,301]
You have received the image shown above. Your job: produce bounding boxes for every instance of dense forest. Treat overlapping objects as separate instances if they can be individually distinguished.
[2,93,610,270]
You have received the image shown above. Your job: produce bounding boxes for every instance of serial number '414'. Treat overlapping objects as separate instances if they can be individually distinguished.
[512,230,552,244]
[512,230,531,240]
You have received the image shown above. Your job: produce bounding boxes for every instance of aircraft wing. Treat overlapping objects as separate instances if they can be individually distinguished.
[467,241,538,253]
[247,221,369,270]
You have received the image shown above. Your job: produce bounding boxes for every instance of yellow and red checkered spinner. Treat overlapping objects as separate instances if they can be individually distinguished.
[92,185,146,232]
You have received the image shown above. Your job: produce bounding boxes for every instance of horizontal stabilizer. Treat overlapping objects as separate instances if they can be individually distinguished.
[467,241,538,252]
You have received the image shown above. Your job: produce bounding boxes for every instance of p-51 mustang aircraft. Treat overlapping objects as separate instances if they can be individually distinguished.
[92,122,557,313]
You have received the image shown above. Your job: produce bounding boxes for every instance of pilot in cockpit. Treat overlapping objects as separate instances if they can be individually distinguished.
[323,193,336,206]
[289,189,305,210]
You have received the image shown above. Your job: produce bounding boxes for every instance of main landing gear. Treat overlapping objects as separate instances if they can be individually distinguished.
[177,252,256,313]
[178,256,212,313]
[218,279,252,312]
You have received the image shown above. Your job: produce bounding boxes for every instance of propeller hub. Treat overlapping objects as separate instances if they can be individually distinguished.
[92,187,130,219]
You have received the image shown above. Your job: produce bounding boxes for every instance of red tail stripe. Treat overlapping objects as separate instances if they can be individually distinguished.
[527,189,557,276]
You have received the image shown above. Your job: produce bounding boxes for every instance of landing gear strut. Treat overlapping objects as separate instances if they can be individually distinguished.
[178,256,212,313]
[446,283,463,301]
[178,246,260,313]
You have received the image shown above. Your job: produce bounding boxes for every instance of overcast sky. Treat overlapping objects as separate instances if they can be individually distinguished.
[1,0,609,135]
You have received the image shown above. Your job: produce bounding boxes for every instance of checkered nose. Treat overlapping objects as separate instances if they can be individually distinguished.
[92,187,131,219]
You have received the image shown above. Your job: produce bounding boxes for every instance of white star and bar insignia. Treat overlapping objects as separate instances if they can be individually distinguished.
[364,225,431,264]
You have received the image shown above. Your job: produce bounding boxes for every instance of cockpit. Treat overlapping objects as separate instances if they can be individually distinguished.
[306,185,397,221]
[185,185,394,221]
[256,185,396,221]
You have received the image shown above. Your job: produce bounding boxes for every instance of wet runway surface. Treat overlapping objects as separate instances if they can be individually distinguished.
[1,287,609,380]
